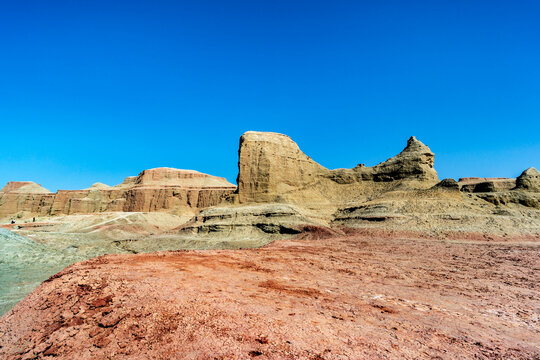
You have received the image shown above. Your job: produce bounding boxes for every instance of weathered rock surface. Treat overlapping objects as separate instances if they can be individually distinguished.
[333,188,540,234]
[433,178,459,190]
[458,177,516,193]
[0,168,236,218]
[0,181,51,194]
[516,167,540,191]
[0,182,55,218]
[0,228,83,315]
[178,204,333,242]
[236,132,439,206]
[1,231,538,359]
[476,191,540,209]
[85,182,111,190]
[0,131,539,359]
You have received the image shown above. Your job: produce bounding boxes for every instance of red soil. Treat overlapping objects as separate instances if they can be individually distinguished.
[0,230,538,359]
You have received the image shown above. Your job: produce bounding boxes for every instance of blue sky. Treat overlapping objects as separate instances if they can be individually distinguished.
[1,0,539,191]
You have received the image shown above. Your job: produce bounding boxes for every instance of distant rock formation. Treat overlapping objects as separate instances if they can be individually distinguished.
[434,178,460,190]
[0,182,55,218]
[0,168,236,218]
[85,183,111,190]
[0,181,51,194]
[0,132,538,225]
[458,177,516,193]
[516,167,540,191]
[236,131,438,204]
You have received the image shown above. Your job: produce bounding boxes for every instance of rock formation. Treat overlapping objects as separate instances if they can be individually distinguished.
[1,132,538,236]
[0,181,51,194]
[516,167,540,191]
[85,183,111,190]
[433,178,460,190]
[0,182,55,218]
[236,131,438,205]
[178,204,331,242]
[458,177,516,193]
[0,168,236,218]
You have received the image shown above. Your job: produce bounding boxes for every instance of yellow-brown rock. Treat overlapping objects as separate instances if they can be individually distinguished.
[235,131,439,206]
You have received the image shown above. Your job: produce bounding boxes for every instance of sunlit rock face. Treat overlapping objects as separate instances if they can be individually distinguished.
[0,168,236,217]
[235,131,438,205]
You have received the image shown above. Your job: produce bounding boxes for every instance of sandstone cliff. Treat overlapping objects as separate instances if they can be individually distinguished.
[235,131,438,205]
[0,182,55,218]
[0,168,236,218]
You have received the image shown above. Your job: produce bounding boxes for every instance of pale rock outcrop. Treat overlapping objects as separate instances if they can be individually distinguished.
[85,183,111,190]
[458,177,516,193]
[459,169,540,208]
[516,167,540,191]
[178,204,332,241]
[236,131,438,205]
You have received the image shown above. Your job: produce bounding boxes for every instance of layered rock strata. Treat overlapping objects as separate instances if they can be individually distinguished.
[0,168,236,217]
[0,182,55,217]
[458,177,516,193]
[178,204,331,240]
[516,167,540,191]
[236,131,439,205]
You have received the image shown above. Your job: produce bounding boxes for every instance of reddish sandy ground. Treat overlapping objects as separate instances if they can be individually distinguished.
[0,229,539,359]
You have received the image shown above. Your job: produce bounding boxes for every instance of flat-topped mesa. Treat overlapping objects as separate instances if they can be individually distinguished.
[133,167,235,189]
[0,168,236,217]
[0,182,55,218]
[458,177,516,193]
[236,131,439,204]
[516,167,540,191]
[118,168,236,213]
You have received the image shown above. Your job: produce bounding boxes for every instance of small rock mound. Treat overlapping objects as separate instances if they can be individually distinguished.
[85,183,111,190]
[0,181,51,194]
[516,167,540,191]
[433,178,459,190]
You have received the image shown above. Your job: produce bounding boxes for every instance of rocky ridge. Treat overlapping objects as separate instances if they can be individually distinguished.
[185,132,539,239]
[0,168,236,218]
[2,132,539,240]
[235,132,438,205]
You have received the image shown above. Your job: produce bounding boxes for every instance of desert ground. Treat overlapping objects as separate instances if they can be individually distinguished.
[1,229,538,359]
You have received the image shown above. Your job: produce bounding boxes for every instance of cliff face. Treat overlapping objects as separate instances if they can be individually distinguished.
[236,132,327,203]
[0,182,54,218]
[236,131,438,205]
[0,168,236,217]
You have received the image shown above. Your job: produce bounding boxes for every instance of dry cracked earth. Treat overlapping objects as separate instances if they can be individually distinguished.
[0,229,539,359]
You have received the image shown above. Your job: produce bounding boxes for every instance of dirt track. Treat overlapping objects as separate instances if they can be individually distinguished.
[0,229,539,359]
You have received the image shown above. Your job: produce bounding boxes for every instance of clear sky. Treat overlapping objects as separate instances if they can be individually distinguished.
[1,1,538,191]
